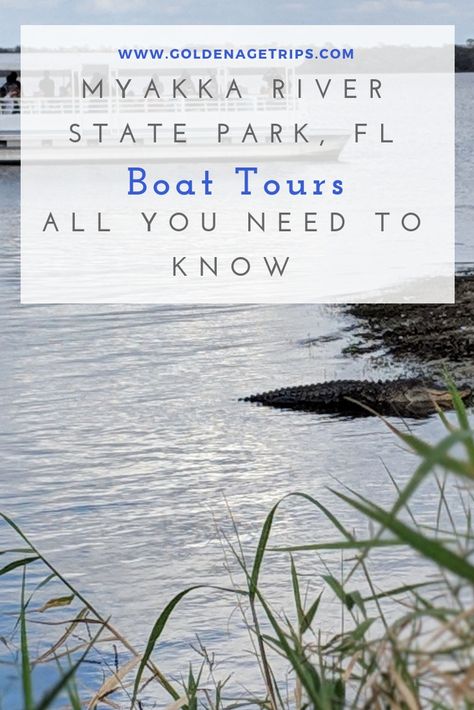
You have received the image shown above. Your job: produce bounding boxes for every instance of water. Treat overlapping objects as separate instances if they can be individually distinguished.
[1,74,473,706]
[456,75,474,266]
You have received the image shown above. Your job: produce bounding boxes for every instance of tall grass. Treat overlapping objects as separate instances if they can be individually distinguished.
[2,384,474,708]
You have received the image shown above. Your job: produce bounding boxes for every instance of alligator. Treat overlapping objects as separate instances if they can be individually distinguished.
[242,378,472,418]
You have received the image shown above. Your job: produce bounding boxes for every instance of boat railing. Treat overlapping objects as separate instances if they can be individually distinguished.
[0,98,20,115]
[9,95,293,114]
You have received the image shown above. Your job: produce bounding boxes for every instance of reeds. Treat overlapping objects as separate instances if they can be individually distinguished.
[2,382,474,708]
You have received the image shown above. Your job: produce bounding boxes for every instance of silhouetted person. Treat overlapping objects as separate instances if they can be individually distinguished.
[39,71,55,97]
[2,71,21,94]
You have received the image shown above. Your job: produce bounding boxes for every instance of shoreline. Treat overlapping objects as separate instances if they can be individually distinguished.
[345,274,474,381]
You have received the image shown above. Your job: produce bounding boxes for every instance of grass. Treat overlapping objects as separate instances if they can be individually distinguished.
[2,383,474,708]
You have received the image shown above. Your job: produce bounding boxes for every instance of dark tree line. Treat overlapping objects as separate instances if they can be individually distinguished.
[0,45,474,71]
[456,44,474,71]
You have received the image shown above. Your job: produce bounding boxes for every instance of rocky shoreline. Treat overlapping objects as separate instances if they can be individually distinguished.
[345,275,474,382]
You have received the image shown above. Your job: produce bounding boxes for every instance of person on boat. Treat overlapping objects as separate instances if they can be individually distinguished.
[39,71,55,97]
[0,87,20,114]
[2,71,21,94]
[1,72,21,113]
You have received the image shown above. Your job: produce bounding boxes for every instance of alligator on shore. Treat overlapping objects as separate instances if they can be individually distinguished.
[242,378,472,418]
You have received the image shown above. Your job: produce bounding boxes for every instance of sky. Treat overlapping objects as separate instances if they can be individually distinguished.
[0,0,472,46]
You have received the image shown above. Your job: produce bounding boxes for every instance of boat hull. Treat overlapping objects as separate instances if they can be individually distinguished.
[1,122,350,165]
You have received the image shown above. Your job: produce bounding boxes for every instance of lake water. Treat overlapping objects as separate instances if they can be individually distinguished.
[1,74,473,707]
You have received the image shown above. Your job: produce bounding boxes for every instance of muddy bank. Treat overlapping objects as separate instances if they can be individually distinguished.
[344,276,474,380]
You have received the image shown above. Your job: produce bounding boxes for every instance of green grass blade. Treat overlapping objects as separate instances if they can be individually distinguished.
[447,378,474,462]
[322,575,355,611]
[55,656,81,710]
[132,584,247,707]
[0,557,39,577]
[1,513,180,703]
[255,588,346,709]
[249,502,279,600]
[20,570,33,710]
[249,491,355,601]
[301,592,322,634]
[392,430,474,518]
[33,624,105,710]
[132,586,203,705]
[333,489,474,583]
[271,538,404,552]
[362,580,435,602]
[290,556,304,631]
